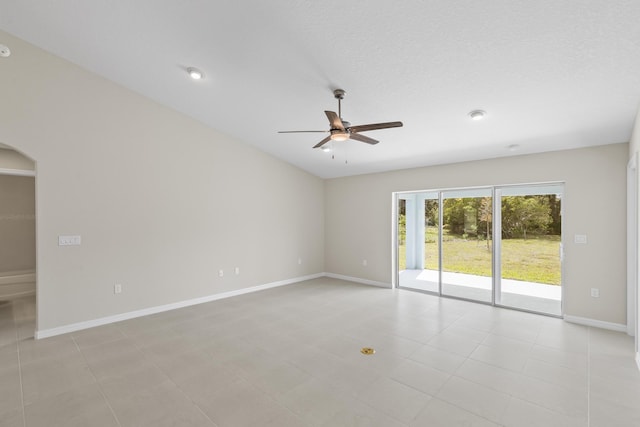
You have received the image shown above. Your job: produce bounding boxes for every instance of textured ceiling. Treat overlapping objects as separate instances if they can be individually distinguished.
[1,0,639,178]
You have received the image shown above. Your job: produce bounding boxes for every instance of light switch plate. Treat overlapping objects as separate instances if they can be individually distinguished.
[59,235,81,246]
[574,234,587,244]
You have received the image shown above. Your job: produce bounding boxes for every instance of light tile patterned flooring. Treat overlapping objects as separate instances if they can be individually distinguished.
[1,277,640,426]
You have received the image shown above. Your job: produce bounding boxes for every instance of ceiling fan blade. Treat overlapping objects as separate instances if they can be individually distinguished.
[350,133,379,145]
[325,111,345,131]
[278,130,328,133]
[313,135,332,149]
[349,121,403,133]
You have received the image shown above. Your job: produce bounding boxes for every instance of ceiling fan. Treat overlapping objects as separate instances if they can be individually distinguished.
[278,89,403,149]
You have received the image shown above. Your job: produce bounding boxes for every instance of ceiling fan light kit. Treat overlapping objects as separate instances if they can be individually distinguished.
[278,88,403,149]
[330,131,349,141]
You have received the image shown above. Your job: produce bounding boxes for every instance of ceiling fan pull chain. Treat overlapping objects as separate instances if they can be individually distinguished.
[345,141,348,164]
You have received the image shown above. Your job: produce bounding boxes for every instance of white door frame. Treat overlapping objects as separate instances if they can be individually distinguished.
[626,153,638,341]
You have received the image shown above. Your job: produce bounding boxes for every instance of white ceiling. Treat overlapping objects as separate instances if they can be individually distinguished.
[2,1,639,178]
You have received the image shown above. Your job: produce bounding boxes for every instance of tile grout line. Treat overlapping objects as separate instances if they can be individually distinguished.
[438,350,510,426]
[116,325,221,427]
[428,379,508,427]
[71,335,123,427]
[449,348,588,424]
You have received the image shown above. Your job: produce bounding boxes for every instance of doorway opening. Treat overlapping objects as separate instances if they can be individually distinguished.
[0,144,37,336]
[396,183,563,317]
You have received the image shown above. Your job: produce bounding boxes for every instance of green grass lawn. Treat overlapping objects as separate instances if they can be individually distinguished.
[399,233,561,285]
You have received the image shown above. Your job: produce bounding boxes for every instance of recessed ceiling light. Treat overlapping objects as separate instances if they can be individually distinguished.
[321,146,332,152]
[0,44,11,58]
[469,110,486,120]
[187,67,204,80]
[508,144,520,151]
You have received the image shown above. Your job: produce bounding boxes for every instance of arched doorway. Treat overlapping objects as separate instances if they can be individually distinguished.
[0,142,37,338]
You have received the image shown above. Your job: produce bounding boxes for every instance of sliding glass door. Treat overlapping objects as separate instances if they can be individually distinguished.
[396,183,563,316]
[441,189,493,303]
[397,192,439,293]
[495,185,563,315]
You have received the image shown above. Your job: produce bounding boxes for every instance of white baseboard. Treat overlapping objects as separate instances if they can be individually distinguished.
[0,270,36,285]
[0,270,36,300]
[35,273,324,339]
[324,272,392,289]
[33,272,632,341]
[564,314,627,332]
[0,287,35,299]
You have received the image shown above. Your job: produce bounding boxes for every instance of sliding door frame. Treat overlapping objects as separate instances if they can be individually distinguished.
[393,181,565,318]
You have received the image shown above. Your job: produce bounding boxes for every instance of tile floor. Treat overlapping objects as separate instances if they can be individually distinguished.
[1,277,639,426]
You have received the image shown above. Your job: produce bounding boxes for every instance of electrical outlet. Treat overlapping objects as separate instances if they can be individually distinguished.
[218,269,224,278]
[362,259,368,266]
[591,288,600,298]
[235,267,240,275]
[298,257,302,265]
[114,284,122,294]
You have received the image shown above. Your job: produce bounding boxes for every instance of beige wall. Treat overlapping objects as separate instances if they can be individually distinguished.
[325,144,628,325]
[0,30,324,332]
[0,175,36,273]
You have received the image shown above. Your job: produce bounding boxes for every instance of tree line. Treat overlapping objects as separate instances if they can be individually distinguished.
[400,195,561,241]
